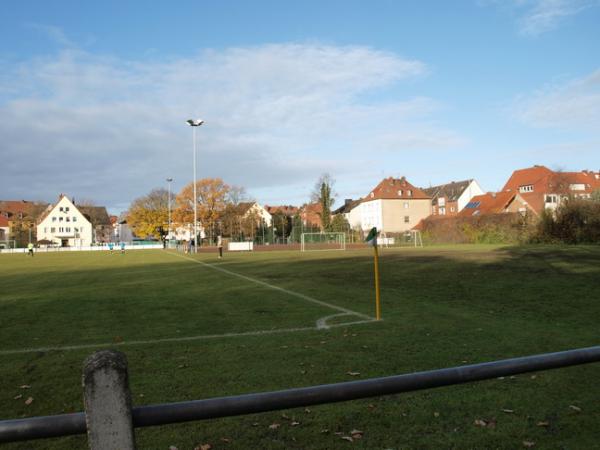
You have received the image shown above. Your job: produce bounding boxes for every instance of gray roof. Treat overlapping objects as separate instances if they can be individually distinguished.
[78,206,111,226]
[421,180,473,205]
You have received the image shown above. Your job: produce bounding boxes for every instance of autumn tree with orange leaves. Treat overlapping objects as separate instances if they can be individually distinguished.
[173,178,230,233]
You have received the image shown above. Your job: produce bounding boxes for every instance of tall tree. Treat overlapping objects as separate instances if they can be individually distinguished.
[127,188,171,239]
[173,178,230,230]
[311,173,335,231]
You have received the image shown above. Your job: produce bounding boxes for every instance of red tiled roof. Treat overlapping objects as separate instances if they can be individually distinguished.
[501,165,553,193]
[501,166,600,214]
[366,177,430,201]
[0,215,8,227]
[457,191,520,217]
[0,200,36,215]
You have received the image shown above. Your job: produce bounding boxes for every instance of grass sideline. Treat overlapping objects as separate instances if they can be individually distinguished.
[0,245,599,449]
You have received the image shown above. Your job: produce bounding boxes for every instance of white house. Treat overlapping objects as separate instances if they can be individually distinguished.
[37,195,93,247]
[237,202,273,227]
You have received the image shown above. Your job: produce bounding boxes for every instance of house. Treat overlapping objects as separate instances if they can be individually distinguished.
[355,177,432,233]
[298,203,323,229]
[422,179,485,216]
[36,195,112,247]
[0,200,49,246]
[457,191,530,217]
[501,165,600,215]
[333,198,362,229]
[236,202,273,227]
[0,215,9,241]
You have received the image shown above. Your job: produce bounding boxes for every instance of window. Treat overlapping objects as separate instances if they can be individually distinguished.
[59,207,63,212]
[51,227,55,233]
[66,217,70,222]
[439,207,446,215]
[59,227,64,232]
[519,185,534,193]
[66,227,71,232]
[404,216,410,223]
[545,195,557,204]
[73,217,77,222]
[59,217,63,222]
[407,190,412,197]
[44,227,47,233]
[403,202,409,209]
[52,217,57,222]
[65,207,70,212]
[465,201,480,209]
[450,206,455,212]
[397,190,403,196]
[438,197,446,206]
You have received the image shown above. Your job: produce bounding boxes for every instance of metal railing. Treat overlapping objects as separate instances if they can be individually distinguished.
[0,345,599,446]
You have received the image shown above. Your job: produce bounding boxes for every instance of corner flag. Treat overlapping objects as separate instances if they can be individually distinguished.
[365,227,378,246]
[365,227,381,320]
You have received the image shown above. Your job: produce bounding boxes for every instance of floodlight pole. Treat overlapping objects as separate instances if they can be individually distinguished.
[166,178,173,240]
[187,119,204,254]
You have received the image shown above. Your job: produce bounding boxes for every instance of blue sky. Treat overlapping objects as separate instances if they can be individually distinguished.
[1,0,599,214]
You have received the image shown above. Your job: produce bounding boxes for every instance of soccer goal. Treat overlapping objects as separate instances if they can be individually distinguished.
[0,240,17,251]
[396,230,423,248]
[300,232,346,252]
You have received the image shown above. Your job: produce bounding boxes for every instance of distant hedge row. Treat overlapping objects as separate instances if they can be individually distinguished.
[420,199,600,245]
[420,213,533,245]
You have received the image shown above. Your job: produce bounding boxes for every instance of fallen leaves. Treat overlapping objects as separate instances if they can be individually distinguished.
[268,423,281,430]
[473,418,496,429]
[24,397,34,405]
[569,405,582,412]
[522,440,536,448]
[501,409,514,414]
[536,421,549,427]
[193,444,212,450]
[346,371,360,377]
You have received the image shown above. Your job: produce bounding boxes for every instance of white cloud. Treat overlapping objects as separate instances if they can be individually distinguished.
[482,0,598,36]
[513,68,600,129]
[0,42,462,210]
[518,0,598,36]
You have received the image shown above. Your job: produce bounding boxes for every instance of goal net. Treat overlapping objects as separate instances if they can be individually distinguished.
[300,232,346,252]
[0,240,17,250]
[371,231,423,248]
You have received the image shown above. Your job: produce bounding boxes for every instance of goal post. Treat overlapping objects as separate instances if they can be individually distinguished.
[0,240,17,249]
[300,232,346,252]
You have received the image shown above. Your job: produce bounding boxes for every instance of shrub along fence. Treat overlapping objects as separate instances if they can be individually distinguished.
[420,213,534,245]
[0,346,599,448]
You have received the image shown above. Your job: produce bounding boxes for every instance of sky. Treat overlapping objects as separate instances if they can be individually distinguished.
[1,0,599,214]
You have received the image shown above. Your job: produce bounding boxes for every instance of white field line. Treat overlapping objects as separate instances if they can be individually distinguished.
[168,252,373,321]
[0,319,378,356]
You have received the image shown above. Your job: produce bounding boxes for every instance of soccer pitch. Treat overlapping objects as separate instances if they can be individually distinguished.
[1,246,599,449]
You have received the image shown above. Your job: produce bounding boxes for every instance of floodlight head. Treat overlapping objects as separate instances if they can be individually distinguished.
[166,178,173,182]
[186,119,205,127]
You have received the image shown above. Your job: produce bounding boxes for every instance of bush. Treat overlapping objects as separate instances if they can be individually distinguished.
[532,199,600,244]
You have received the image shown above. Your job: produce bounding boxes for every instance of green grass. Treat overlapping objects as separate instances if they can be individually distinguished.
[1,245,599,449]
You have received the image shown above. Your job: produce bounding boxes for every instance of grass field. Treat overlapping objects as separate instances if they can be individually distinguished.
[1,245,599,449]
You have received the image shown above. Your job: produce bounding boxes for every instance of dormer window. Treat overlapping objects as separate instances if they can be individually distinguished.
[370,192,374,198]
[397,190,403,196]
[407,190,413,197]
[519,185,534,193]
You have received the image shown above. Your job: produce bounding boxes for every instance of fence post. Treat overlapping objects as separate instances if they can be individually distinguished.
[82,350,137,450]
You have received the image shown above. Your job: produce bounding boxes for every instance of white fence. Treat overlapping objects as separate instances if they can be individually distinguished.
[0,244,162,254]
[228,241,253,251]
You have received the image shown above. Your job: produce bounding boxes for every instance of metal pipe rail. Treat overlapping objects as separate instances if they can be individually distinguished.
[1,345,599,443]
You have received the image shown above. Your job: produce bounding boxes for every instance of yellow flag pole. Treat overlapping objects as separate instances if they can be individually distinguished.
[373,243,381,320]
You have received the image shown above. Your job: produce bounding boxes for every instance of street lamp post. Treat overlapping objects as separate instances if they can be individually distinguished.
[166,177,173,242]
[186,119,204,253]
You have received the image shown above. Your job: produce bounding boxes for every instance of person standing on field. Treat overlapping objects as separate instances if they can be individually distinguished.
[217,235,223,259]
[27,242,34,257]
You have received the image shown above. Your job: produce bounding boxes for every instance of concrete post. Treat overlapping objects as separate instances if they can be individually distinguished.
[83,350,137,450]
